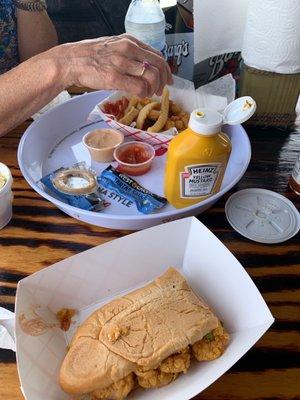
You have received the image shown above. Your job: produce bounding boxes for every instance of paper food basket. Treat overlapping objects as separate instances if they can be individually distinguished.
[0,218,274,400]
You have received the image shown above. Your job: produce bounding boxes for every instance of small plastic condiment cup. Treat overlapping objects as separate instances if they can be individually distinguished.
[83,129,124,163]
[113,141,156,176]
[0,163,13,229]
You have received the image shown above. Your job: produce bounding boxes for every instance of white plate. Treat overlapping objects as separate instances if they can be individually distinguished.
[18,91,251,230]
[15,217,274,400]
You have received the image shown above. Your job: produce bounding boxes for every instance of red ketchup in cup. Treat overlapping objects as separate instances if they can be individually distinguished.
[113,142,155,176]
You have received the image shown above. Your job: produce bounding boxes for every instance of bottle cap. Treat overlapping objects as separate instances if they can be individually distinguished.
[223,96,256,125]
[188,109,223,135]
[188,96,256,136]
[225,188,300,244]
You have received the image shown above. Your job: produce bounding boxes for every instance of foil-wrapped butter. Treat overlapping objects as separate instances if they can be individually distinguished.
[40,162,105,212]
[52,168,98,195]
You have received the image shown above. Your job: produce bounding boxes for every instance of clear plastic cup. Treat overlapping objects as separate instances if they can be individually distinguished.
[0,163,13,229]
[113,141,155,176]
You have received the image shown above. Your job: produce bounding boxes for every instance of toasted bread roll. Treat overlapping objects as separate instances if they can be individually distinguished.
[60,268,222,398]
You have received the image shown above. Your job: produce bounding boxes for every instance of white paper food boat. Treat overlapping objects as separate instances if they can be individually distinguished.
[14,218,274,400]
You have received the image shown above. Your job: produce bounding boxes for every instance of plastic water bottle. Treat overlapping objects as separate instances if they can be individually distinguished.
[125,0,166,52]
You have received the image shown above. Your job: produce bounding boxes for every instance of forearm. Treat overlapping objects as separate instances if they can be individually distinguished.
[0,47,69,136]
[17,8,58,61]
[0,35,172,136]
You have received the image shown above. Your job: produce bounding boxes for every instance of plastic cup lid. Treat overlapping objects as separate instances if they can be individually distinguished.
[223,96,256,125]
[225,189,300,244]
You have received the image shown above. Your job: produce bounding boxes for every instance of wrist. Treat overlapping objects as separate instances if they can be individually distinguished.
[41,45,74,89]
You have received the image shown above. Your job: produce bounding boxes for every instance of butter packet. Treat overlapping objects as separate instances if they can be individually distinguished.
[40,162,106,212]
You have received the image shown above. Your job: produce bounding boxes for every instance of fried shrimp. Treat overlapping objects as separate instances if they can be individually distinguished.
[136,368,177,389]
[160,348,191,374]
[91,373,135,400]
[192,324,229,361]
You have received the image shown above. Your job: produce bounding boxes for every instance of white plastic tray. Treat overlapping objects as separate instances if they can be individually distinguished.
[18,91,251,230]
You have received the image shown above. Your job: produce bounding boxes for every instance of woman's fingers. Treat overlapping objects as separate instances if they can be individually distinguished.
[108,70,150,98]
[120,34,173,85]
[110,54,160,96]
[67,35,173,96]
[109,38,172,94]
[120,34,164,58]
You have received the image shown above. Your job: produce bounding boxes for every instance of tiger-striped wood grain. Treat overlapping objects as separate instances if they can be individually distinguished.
[0,116,299,400]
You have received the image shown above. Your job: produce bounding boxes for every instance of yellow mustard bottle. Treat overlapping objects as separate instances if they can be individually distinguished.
[164,109,232,209]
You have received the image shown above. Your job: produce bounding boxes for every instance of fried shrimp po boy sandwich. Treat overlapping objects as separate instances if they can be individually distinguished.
[59,268,229,400]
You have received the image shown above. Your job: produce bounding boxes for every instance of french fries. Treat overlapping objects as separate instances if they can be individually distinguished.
[102,88,189,133]
[136,102,160,129]
[148,110,160,121]
[147,87,170,133]
[124,96,139,114]
[119,107,139,126]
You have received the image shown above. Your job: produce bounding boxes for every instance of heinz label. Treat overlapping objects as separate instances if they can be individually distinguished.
[180,164,221,198]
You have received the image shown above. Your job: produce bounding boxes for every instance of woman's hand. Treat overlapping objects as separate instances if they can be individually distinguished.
[59,34,173,98]
[0,34,173,135]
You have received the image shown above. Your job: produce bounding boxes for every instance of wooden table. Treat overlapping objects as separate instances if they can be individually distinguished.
[0,116,299,400]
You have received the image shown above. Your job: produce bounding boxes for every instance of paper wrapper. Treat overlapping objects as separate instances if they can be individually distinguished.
[0,307,15,351]
[32,91,71,120]
[88,75,235,150]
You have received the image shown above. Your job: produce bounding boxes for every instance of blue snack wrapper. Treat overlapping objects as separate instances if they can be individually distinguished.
[40,162,105,212]
[99,165,167,214]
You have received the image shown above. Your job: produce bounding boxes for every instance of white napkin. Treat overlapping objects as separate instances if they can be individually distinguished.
[195,74,236,112]
[0,307,15,351]
[32,90,71,120]
[170,74,236,112]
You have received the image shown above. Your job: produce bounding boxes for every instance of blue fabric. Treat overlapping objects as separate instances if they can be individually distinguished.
[0,0,19,74]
